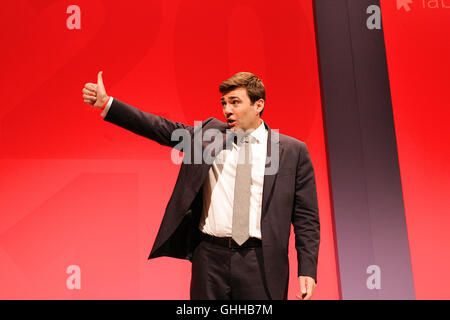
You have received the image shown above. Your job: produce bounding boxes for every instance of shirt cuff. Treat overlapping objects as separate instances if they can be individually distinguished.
[101,96,113,118]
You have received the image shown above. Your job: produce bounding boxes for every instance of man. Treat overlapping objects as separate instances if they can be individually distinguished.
[82,71,320,300]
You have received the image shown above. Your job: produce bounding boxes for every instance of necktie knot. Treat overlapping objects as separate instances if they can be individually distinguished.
[232,133,251,145]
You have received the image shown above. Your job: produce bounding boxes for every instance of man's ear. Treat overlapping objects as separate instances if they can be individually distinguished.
[256,99,265,115]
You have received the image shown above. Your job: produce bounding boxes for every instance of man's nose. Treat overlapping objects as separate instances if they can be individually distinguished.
[223,103,233,116]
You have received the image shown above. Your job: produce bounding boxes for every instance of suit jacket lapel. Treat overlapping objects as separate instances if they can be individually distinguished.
[261,123,283,221]
[186,122,231,200]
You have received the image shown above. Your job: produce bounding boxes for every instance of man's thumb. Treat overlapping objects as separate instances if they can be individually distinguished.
[97,71,105,90]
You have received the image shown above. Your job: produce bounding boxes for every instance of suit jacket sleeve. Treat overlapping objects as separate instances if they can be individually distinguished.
[102,97,194,149]
[291,142,320,283]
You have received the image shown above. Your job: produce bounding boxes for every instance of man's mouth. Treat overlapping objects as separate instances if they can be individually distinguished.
[227,119,236,126]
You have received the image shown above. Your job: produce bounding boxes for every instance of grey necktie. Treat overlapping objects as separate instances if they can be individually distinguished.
[232,135,252,246]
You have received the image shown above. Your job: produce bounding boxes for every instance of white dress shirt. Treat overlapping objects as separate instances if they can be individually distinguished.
[199,119,268,239]
[101,98,268,239]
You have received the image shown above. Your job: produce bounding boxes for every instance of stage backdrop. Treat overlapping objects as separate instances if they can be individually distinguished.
[0,0,448,299]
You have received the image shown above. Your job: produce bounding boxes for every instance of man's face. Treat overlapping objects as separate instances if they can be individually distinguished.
[221,87,264,132]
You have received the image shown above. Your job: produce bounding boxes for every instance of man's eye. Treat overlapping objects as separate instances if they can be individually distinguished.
[221,101,238,106]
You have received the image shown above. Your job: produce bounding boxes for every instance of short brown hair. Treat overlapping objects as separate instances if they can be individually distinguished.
[219,72,266,116]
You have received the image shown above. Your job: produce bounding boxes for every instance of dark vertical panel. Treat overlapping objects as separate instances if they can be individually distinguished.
[313,0,415,299]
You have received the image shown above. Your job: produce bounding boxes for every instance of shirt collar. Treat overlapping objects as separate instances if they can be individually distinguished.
[249,119,267,143]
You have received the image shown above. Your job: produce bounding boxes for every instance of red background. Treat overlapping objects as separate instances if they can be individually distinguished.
[0,0,448,299]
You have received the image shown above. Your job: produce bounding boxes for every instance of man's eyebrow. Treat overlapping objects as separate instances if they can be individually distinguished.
[220,96,241,101]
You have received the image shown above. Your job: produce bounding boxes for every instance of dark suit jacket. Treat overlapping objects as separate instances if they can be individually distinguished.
[103,98,320,299]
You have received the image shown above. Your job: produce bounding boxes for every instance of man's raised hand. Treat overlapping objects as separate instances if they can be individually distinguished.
[82,71,109,108]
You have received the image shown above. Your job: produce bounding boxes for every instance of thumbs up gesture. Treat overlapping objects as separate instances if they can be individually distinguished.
[82,71,110,109]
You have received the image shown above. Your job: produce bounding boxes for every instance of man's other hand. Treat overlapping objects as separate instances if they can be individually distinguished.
[296,276,316,300]
[82,71,109,108]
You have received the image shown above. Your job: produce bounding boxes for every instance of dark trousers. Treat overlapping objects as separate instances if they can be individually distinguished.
[190,239,272,300]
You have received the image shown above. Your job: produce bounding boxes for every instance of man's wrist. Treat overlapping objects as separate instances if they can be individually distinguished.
[299,272,317,280]
[100,96,113,118]
[100,96,110,110]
